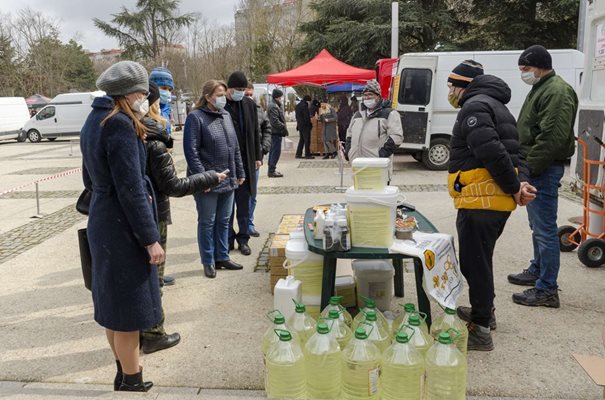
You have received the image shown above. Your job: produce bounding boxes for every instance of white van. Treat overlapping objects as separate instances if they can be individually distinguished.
[22,91,104,142]
[0,97,30,142]
[390,50,585,170]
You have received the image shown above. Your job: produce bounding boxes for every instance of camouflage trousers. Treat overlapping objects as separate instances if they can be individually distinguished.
[141,220,168,339]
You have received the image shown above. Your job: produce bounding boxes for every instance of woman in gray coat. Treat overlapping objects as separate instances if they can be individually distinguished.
[320,102,338,159]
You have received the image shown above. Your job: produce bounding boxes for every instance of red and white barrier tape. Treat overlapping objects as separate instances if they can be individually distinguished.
[0,167,82,197]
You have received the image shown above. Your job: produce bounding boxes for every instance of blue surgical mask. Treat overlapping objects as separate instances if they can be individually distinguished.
[159,89,171,104]
[214,95,227,110]
[231,90,245,101]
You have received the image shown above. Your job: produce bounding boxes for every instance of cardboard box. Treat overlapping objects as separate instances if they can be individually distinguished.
[269,234,290,257]
[276,214,305,235]
[572,328,605,398]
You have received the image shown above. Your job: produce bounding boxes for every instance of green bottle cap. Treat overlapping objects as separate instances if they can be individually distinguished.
[295,303,306,313]
[365,309,377,321]
[329,296,342,305]
[438,331,452,344]
[279,330,292,341]
[274,315,285,324]
[395,331,410,343]
[316,322,329,334]
[404,303,415,312]
[328,309,340,319]
[354,327,368,340]
[445,308,455,315]
[364,297,376,308]
[408,314,420,326]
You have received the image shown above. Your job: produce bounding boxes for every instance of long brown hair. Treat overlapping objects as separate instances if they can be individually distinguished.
[148,100,167,128]
[193,80,227,110]
[101,96,147,140]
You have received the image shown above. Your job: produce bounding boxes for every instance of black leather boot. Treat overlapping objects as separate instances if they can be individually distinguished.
[118,371,153,392]
[113,360,122,391]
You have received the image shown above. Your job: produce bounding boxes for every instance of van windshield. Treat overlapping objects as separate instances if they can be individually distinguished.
[398,68,432,106]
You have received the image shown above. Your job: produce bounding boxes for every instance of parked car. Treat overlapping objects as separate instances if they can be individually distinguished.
[0,97,30,142]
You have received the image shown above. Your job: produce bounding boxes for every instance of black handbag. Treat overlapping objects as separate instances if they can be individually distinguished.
[76,189,91,215]
[77,228,92,291]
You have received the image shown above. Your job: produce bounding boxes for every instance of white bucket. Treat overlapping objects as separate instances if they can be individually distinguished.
[284,239,323,297]
[352,260,395,311]
[352,157,390,191]
[346,186,399,248]
[273,276,302,321]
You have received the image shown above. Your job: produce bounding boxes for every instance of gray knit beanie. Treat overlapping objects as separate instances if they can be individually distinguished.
[363,79,381,97]
[96,61,149,96]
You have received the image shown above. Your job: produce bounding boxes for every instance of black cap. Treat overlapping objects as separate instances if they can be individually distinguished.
[518,45,552,70]
[272,88,284,99]
[227,71,248,89]
[448,60,484,88]
[147,81,160,105]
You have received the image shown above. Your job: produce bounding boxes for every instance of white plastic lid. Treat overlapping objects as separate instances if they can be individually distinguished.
[345,185,400,203]
[285,238,323,261]
[289,231,304,240]
[352,157,390,168]
[335,275,355,286]
[352,259,395,273]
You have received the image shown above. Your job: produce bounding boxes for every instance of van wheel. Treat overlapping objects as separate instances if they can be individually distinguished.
[16,131,26,142]
[47,138,57,142]
[27,129,42,143]
[422,137,450,171]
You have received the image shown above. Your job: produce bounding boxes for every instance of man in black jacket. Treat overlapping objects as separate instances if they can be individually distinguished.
[267,89,288,177]
[295,95,314,159]
[446,60,536,351]
[225,71,262,256]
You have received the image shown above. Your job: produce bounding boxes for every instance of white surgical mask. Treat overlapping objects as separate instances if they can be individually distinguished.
[214,95,227,110]
[132,98,149,116]
[231,90,245,101]
[521,71,541,85]
[363,99,377,109]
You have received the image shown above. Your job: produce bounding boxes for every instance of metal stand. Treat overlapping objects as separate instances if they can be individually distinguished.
[334,141,349,191]
[30,182,46,219]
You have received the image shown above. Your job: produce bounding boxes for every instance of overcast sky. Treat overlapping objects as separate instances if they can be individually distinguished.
[0,0,239,52]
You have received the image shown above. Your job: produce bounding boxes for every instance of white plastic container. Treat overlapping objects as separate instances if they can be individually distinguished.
[352,157,390,191]
[352,260,395,311]
[346,185,399,248]
[273,276,302,321]
[335,275,357,308]
[284,238,324,298]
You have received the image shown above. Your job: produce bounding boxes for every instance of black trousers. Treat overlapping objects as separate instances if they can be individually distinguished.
[457,208,510,328]
[295,126,311,157]
[229,183,251,246]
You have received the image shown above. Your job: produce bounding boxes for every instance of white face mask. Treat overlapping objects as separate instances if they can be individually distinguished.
[521,71,541,85]
[363,99,378,109]
[132,98,149,116]
[214,95,227,110]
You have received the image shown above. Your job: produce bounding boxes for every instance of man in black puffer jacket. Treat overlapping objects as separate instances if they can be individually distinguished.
[446,61,536,352]
[140,82,224,354]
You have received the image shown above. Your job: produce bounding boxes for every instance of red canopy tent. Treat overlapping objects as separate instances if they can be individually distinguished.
[266,49,375,87]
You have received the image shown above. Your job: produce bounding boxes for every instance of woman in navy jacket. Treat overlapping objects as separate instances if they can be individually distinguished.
[183,80,245,278]
[80,61,163,391]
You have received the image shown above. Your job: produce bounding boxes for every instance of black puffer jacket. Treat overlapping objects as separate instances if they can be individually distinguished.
[257,104,272,155]
[143,116,219,224]
[448,75,528,211]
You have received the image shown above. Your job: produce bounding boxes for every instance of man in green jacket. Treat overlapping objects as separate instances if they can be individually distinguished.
[508,45,578,308]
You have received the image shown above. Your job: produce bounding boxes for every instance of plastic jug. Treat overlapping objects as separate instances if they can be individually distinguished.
[287,300,316,346]
[391,303,416,336]
[380,328,425,400]
[361,309,391,353]
[284,239,324,297]
[320,296,353,328]
[352,260,395,311]
[430,307,469,356]
[341,325,382,400]
[262,311,299,358]
[353,297,389,333]
[304,322,341,399]
[273,276,302,321]
[407,314,433,357]
[346,186,399,248]
[327,309,352,350]
[265,329,306,399]
[425,332,467,400]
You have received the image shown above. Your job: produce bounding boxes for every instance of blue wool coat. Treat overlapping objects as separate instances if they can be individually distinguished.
[80,96,162,332]
[183,107,245,193]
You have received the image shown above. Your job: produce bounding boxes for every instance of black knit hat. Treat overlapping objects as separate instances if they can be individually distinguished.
[272,88,284,99]
[147,81,160,105]
[448,60,484,88]
[518,45,552,70]
[227,71,248,88]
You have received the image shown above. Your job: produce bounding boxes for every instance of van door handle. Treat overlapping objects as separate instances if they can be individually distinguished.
[418,107,425,112]
[54,118,57,123]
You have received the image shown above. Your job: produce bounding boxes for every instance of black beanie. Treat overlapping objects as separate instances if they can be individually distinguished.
[448,60,484,88]
[518,45,552,70]
[227,71,248,88]
[272,88,284,99]
[147,81,160,105]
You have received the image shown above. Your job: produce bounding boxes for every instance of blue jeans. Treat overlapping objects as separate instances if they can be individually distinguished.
[194,190,234,265]
[249,167,260,230]
[526,164,564,290]
[268,135,282,174]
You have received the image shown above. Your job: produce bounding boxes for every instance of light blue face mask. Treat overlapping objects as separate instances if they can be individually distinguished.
[231,90,245,102]
[159,89,171,104]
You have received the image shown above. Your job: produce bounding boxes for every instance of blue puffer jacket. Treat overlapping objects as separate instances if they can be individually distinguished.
[183,106,245,193]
